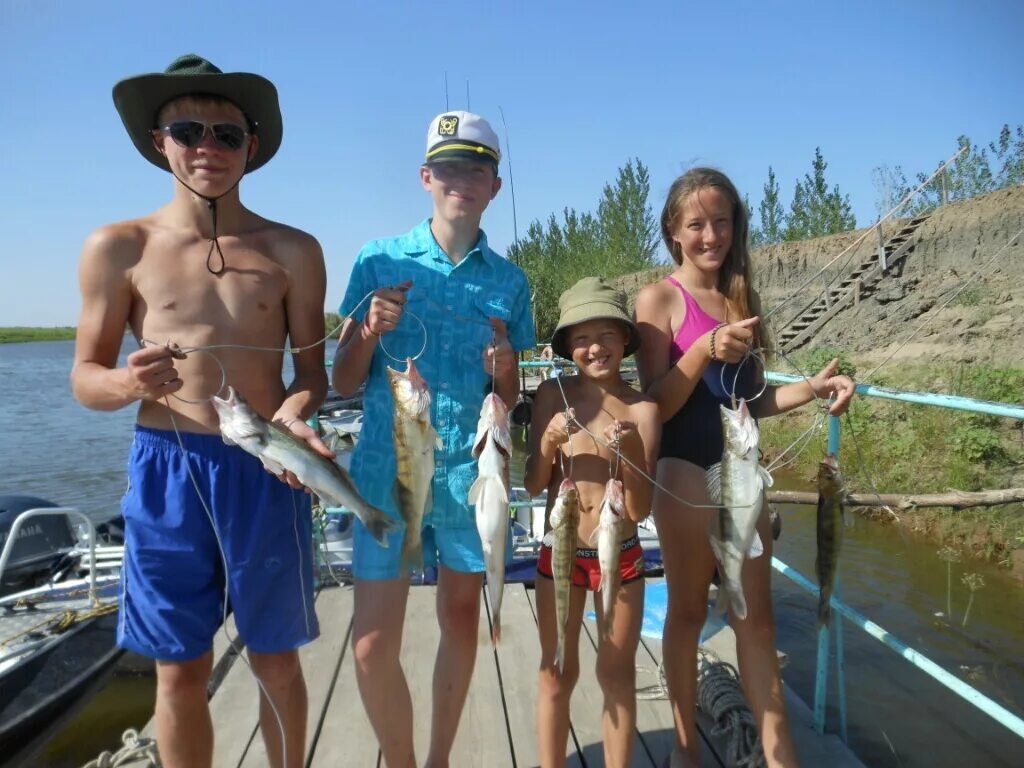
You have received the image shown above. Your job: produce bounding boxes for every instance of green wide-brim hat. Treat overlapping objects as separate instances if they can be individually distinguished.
[112,53,282,173]
[551,277,641,360]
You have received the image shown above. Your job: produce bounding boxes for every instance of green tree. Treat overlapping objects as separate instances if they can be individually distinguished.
[989,124,1024,189]
[597,159,659,273]
[871,164,918,219]
[916,135,994,208]
[509,158,659,341]
[757,166,786,244]
[785,148,855,240]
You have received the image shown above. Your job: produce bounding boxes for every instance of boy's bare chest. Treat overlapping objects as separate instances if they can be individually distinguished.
[134,237,288,324]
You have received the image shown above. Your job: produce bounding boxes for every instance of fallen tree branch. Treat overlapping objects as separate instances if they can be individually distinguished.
[766,487,1024,511]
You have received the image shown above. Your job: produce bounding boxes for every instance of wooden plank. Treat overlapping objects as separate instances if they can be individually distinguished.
[577,618,652,767]
[309,590,379,768]
[240,586,352,767]
[522,586,587,768]
[488,583,543,768]
[641,635,726,768]
[449,585,515,766]
[402,585,441,763]
[700,624,864,768]
[138,613,242,742]
[208,625,273,767]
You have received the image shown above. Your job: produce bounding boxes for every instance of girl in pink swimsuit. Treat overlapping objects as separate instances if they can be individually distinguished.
[634,168,856,768]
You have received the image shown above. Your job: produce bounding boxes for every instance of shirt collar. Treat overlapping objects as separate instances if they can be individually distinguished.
[403,219,497,267]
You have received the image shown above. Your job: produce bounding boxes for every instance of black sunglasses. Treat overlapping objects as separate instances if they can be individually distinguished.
[158,120,250,151]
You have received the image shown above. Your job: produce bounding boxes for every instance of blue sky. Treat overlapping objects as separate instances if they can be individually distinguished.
[2,0,1021,326]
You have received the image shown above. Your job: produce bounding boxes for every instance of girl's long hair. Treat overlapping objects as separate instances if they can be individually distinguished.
[660,167,769,353]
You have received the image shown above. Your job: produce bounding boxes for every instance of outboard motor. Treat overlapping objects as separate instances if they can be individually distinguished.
[0,495,78,595]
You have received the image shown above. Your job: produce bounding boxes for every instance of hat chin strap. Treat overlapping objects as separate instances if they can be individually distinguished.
[171,166,246,276]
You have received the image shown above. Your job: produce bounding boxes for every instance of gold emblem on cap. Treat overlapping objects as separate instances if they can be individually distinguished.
[438,115,459,136]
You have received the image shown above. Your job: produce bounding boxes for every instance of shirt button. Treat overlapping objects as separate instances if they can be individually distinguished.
[443,343,450,351]
[445,304,454,311]
[438,418,447,427]
[440,382,450,390]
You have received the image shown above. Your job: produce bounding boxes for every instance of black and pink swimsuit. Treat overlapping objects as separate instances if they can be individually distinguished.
[658,276,757,470]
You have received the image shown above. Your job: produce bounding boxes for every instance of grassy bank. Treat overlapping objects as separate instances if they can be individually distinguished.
[761,356,1024,569]
[0,326,77,343]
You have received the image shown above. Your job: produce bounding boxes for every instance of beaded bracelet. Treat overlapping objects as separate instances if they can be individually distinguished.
[709,322,726,362]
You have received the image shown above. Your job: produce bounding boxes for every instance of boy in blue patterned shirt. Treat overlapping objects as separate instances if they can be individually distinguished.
[333,111,535,767]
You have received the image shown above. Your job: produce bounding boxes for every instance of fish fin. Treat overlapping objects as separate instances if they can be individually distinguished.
[705,463,724,505]
[468,476,485,505]
[260,457,286,476]
[707,525,725,564]
[541,531,555,547]
[731,589,748,621]
[759,465,775,488]
[748,530,764,559]
[493,425,514,456]
[587,527,600,547]
[549,506,563,528]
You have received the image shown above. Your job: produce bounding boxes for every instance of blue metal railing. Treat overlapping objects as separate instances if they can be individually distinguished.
[761,371,1024,743]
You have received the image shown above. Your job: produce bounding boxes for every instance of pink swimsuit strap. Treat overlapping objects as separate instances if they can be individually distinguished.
[664,275,722,364]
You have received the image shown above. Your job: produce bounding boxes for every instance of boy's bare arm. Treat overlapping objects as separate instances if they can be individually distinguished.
[617,399,661,523]
[71,225,183,410]
[524,381,574,497]
[274,232,329,424]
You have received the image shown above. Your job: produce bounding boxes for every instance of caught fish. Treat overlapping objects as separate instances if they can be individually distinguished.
[547,478,580,673]
[469,393,513,645]
[212,387,396,546]
[388,357,440,572]
[706,399,772,620]
[815,454,845,628]
[596,478,626,639]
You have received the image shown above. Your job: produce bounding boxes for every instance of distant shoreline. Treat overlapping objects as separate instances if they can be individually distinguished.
[0,327,77,343]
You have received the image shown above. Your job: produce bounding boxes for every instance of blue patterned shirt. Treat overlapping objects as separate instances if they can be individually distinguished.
[339,219,535,529]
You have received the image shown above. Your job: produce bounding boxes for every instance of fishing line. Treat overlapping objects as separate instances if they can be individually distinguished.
[551,371,754,511]
[128,290,416,766]
[720,347,769,409]
[164,406,293,768]
[377,309,428,366]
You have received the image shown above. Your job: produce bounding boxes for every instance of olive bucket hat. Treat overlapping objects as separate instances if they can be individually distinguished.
[112,53,282,173]
[551,277,641,360]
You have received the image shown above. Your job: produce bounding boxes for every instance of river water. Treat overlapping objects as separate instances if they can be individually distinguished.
[2,339,1022,767]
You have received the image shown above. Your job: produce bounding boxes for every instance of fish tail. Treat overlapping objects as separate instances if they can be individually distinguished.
[401,531,424,573]
[365,509,397,548]
[488,573,504,645]
[818,587,832,628]
[491,607,502,646]
[726,584,748,621]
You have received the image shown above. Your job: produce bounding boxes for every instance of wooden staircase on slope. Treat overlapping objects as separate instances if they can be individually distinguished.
[777,213,932,353]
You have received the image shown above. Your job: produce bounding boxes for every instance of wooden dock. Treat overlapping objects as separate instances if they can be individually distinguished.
[137,579,863,767]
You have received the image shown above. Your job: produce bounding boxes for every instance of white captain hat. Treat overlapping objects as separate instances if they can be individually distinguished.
[424,111,501,166]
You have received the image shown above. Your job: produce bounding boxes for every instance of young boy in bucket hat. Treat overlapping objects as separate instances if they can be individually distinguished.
[71,54,328,768]
[524,277,661,768]
[332,110,535,766]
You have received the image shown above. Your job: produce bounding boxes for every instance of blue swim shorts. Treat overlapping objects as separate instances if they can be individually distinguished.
[118,427,320,661]
[352,518,512,581]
